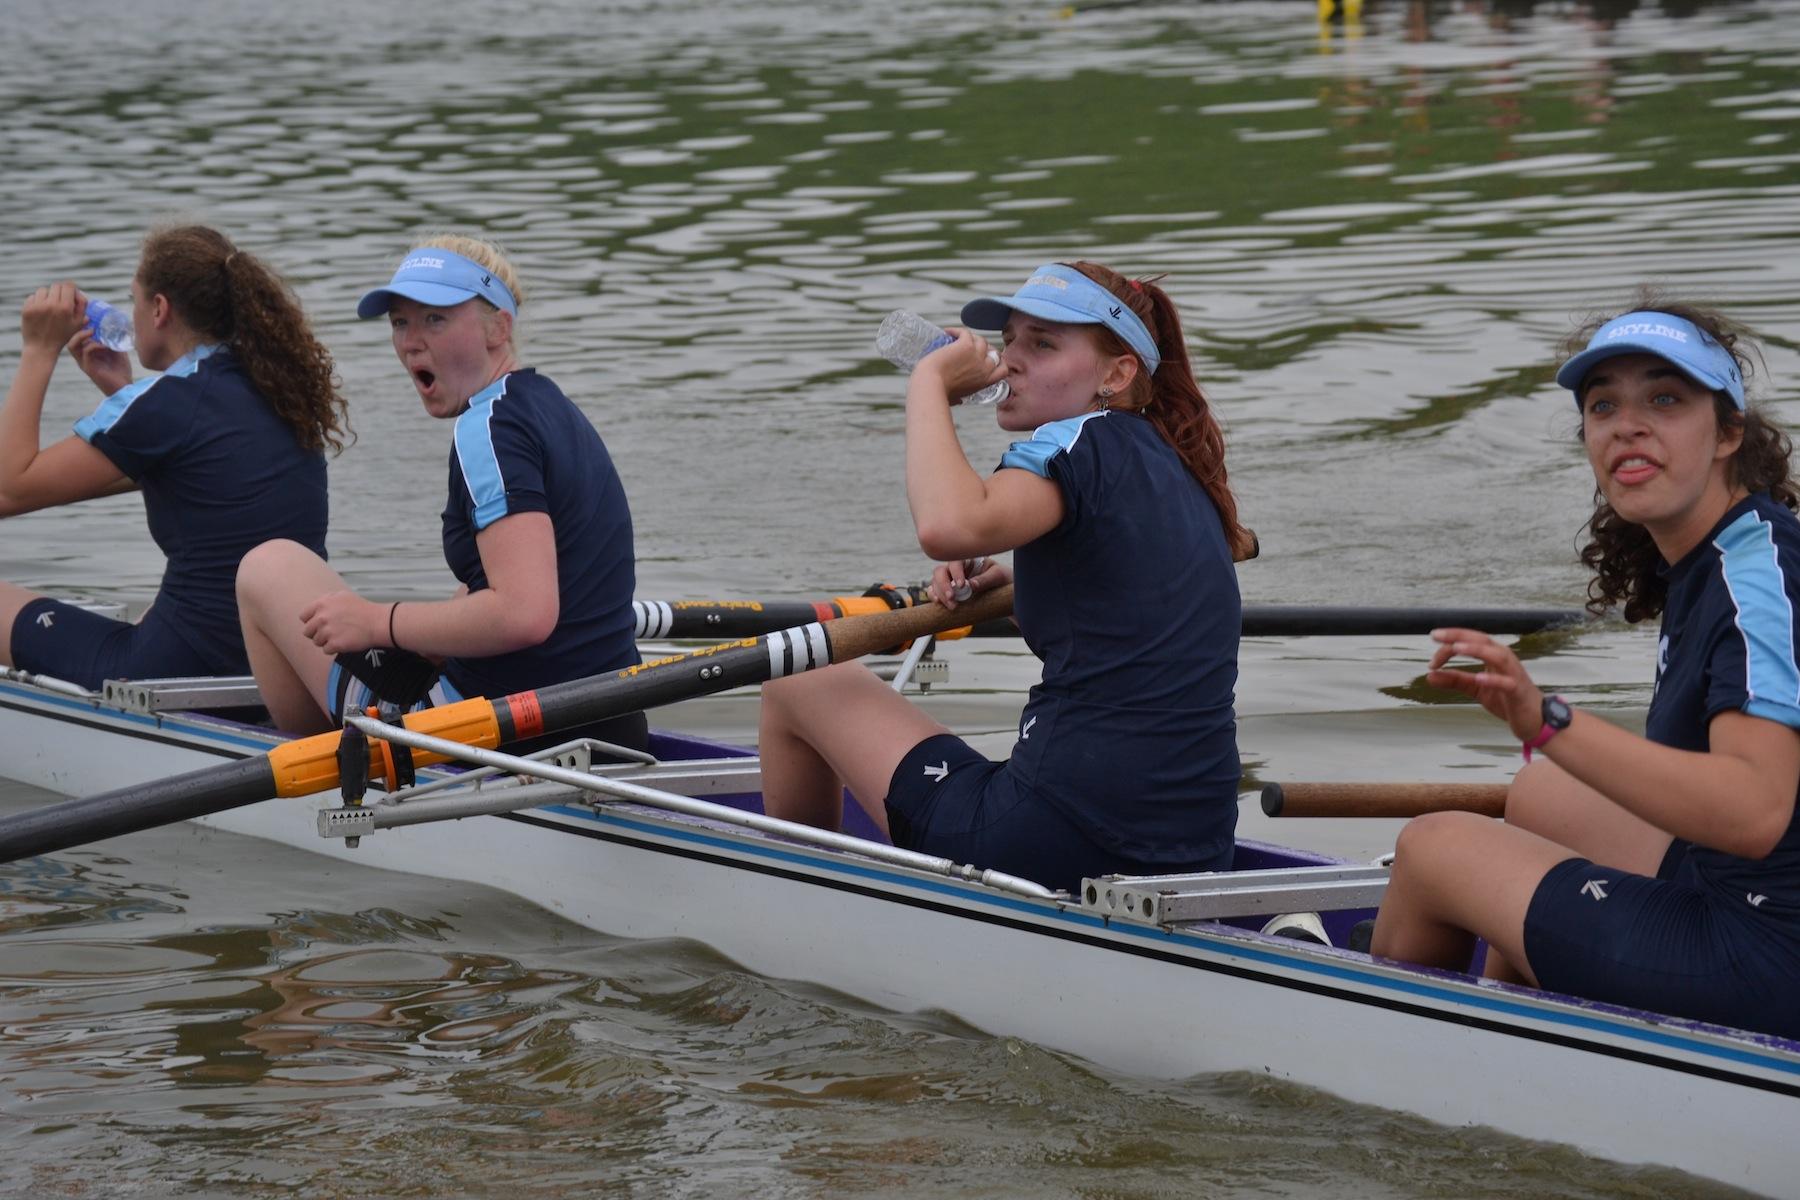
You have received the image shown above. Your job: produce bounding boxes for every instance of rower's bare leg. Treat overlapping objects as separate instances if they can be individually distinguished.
[759,662,950,836]
[1476,762,1675,984]
[1504,760,1673,873]
[0,581,46,666]
[1370,811,1576,985]
[236,539,347,733]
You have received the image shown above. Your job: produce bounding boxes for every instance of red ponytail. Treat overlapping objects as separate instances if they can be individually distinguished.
[1068,262,1254,561]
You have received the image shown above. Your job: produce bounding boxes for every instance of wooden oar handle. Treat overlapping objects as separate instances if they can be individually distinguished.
[1261,781,1508,820]
[826,585,1014,664]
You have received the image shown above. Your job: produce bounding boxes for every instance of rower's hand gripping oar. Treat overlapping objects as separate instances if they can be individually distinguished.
[0,586,1015,867]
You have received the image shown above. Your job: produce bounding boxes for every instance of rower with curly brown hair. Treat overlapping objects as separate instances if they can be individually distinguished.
[1374,290,1800,1039]
[0,223,349,687]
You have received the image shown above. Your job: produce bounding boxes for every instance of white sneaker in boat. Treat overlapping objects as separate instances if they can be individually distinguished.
[1260,911,1330,946]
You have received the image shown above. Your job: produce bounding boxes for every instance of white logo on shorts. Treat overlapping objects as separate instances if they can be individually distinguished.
[35,612,53,629]
[365,649,385,668]
[1021,715,1037,739]
[1748,893,1768,908]
[923,761,948,782]
[1581,879,1609,901]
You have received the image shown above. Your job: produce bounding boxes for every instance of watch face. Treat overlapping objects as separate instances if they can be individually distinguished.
[1543,695,1574,729]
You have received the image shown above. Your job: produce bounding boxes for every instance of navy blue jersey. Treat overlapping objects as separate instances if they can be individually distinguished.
[997,409,1241,862]
[73,344,328,675]
[1649,492,1800,927]
[439,369,639,698]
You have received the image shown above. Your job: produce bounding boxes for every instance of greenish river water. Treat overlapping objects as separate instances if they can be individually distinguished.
[2,0,1797,1193]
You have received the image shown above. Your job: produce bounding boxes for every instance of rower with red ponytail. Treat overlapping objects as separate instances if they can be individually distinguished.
[1067,261,1255,561]
[758,260,1250,894]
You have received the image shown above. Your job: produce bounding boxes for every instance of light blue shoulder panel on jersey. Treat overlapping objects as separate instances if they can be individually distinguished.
[1716,507,1800,727]
[73,343,219,442]
[997,410,1107,478]
[453,374,513,531]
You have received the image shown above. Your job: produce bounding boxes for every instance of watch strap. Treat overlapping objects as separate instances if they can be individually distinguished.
[1522,695,1570,763]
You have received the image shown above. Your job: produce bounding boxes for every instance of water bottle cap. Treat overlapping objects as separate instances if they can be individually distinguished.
[84,299,134,351]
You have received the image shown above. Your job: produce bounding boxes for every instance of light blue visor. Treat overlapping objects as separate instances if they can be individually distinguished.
[356,249,518,319]
[961,264,1161,375]
[1555,311,1744,410]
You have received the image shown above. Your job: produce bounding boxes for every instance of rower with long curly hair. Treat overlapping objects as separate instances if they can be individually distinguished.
[1373,291,1800,1039]
[0,223,348,686]
[759,261,1252,892]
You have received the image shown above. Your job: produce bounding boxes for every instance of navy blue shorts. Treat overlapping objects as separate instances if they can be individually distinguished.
[1524,844,1800,1038]
[9,598,209,689]
[884,733,1233,893]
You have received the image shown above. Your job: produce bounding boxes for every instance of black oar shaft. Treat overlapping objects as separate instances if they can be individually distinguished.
[1240,606,1583,638]
[0,757,277,864]
[633,592,916,640]
[635,599,1585,640]
[533,636,794,730]
[634,600,839,639]
[536,587,1015,734]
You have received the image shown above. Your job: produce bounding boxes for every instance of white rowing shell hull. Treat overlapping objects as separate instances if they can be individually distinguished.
[1,676,1795,1194]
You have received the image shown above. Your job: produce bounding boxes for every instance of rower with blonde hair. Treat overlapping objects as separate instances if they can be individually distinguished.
[236,233,644,749]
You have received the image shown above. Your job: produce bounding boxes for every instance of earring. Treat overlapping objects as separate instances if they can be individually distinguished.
[1099,387,1114,398]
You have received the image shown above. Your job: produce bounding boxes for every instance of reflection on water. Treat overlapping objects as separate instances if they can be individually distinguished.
[1,0,1795,605]
[1,0,1795,1193]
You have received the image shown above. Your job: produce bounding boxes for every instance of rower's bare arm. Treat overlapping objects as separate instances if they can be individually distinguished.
[0,434,130,518]
[2,286,130,516]
[913,467,1062,563]
[1545,709,1800,860]
[389,512,559,659]
[903,359,1063,561]
[902,330,1063,560]
[1429,626,1800,858]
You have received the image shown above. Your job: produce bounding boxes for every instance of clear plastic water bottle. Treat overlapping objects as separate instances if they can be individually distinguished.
[84,299,134,353]
[875,310,1008,406]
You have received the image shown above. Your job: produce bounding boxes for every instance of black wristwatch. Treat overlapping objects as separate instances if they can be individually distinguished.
[1523,694,1573,762]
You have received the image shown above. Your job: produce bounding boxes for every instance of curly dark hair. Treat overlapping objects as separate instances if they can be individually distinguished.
[138,224,351,453]
[1571,289,1794,622]
[1065,262,1256,562]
